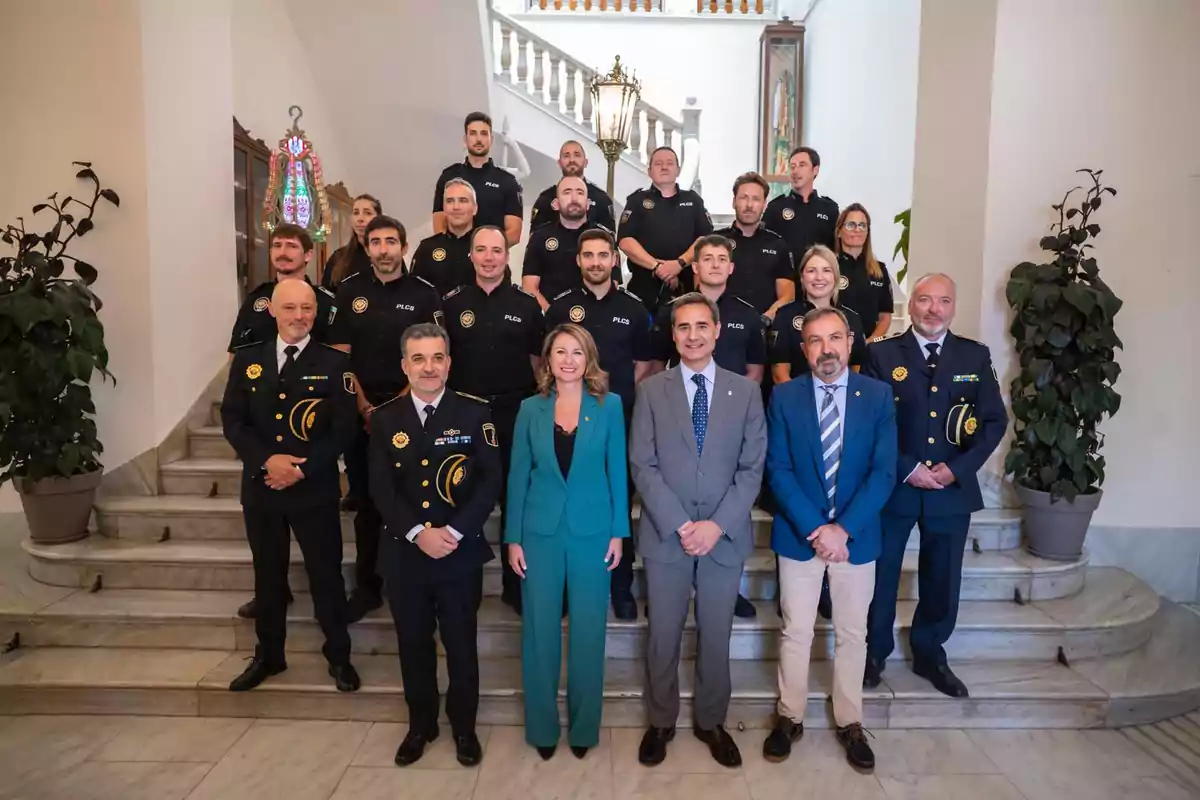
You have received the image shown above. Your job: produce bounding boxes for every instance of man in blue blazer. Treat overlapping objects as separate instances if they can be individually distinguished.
[762,307,897,772]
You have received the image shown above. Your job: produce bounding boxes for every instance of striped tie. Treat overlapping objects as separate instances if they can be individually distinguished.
[820,384,842,520]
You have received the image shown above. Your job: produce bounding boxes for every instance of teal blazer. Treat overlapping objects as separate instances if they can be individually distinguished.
[505,391,630,543]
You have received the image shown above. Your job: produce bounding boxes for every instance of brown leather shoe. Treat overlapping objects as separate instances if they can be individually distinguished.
[835,722,875,772]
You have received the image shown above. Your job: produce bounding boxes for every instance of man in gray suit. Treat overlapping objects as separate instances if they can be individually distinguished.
[629,292,768,768]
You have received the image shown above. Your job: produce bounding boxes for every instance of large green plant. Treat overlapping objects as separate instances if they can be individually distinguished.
[0,163,119,488]
[892,207,910,284]
[1003,169,1121,501]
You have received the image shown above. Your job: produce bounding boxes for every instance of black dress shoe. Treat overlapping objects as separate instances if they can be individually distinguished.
[228,657,286,691]
[536,745,556,760]
[394,727,439,766]
[455,732,483,766]
[693,724,742,768]
[570,746,588,759]
[913,662,969,698]
[236,590,295,620]
[762,717,803,762]
[346,589,383,624]
[328,662,361,692]
[835,722,875,772]
[637,726,675,766]
[612,595,638,621]
[734,594,757,619]
[863,658,885,689]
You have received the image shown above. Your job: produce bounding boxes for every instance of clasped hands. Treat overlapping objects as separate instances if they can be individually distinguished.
[907,462,955,491]
[416,526,459,559]
[653,260,682,289]
[678,520,723,557]
[264,454,305,490]
[808,522,850,563]
[507,538,623,578]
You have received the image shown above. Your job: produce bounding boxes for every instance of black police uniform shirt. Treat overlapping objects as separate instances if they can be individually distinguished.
[838,251,895,331]
[545,285,652,410]
[762,189,839,265]
[228,279,336,353]
[320,242,372,291]
[715,224,794,315]
[442,282,544,403]
[433,158,523,230]
[523,219,624,301]
[617,184,713,307]
[650,291,766,377]
[327,271,443,400]
[769,298,867,377]
[222,338,357,508]
[529,180,615,234]
[369,389,500,583]
[411,229,474,297]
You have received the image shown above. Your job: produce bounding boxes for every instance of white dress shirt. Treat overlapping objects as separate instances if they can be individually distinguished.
[405,389,463,543]
[911,328,947,357]
[679,359,716,414]
[812,366,849,425]
[276,335,310,371]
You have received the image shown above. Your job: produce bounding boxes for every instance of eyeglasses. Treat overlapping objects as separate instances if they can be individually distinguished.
[842,221,869,232]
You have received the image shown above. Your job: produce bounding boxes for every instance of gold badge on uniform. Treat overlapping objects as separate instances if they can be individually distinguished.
[253,297,269,312]
[642,198,655,210]
[791,316,803,331]
[437,454,469,506]
[892,366,908,382]
[343,372,356,394]
[483,423,498,448]
[545,237,559,252]
[460,310,475,328]
[352,297,369,313]
[569,305,585,323]
[289,398,323,441]
[392,431,410,449]
[964,417,978,435]
[432,248,447,262]
[246,364,263,379]
[782,208,796,221]
[838,275,850,291]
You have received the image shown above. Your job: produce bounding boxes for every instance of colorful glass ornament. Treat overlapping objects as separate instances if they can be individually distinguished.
[262,105,331,243]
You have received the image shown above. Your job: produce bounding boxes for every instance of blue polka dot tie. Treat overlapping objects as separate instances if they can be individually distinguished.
[692,373,708,455]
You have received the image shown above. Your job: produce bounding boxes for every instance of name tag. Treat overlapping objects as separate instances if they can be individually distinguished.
[396,304,416,311]
[612,317,630,325]
[484,181,501,189]
[953,374,979,382]
[434,435,472,446]
[727,323,745,330]
[679,201,694,207]
[762,249,778,255]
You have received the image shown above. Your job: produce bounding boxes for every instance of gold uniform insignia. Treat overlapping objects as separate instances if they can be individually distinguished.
[782,208,796,221]
[246,364,263,379]
[289,398,323,441]
[352,297,369,313]
[343,372,356,394]
[432,248,447,262]
[791,316,803,330]
[545,237,559,252]
[837,275,850,291]
[483,422,498,448]
[892,366,908,382]
[569,305,585,323]
[437,454,469,506]
[392,431,410,449]
[253,297,269,312]
[642,198,655,210]
[964,417,978,435]
[460,310,475,328]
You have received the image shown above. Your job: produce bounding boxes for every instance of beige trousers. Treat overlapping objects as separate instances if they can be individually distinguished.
[776,554,876,727]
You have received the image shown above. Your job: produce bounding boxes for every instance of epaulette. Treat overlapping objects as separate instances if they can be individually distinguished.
[759,226,785,239]
[868,331,903,345]
[443,286,465,301]
[954,334,988,347]
[319,342,348,353]
[618,286,642,302]
[455,391,489,404]
[411,274,436,291]
[551,289,575,302]
[371,392,405,412]
[594,223,615,235]
[231,340,261,351]
[317,286,335,299]
[733,295,756,310]
[339,271,363,284]
[514,285,537,299]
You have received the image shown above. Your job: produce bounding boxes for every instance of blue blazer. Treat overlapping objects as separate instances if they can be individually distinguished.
[767,372,898,564]
[505,390,630,543]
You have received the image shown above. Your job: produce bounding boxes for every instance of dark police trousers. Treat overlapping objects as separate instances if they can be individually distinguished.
[348,400,391,600]
[867,512,969,667]
[244,501,351,667]
[492,402,521,602]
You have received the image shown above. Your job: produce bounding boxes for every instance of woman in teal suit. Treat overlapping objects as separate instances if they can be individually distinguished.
[506,323,628,760]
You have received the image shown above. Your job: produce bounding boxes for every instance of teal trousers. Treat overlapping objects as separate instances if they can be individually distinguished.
[520,526,612,748]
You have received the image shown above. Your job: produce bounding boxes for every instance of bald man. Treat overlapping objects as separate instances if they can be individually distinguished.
[222,279,362,693]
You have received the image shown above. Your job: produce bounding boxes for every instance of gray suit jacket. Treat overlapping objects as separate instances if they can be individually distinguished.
[630,364,767,567]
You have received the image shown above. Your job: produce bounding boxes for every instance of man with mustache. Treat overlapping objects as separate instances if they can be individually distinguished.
[528,140,616,235]
[432,111,523,247]
[523,176,621,311]
[328,215,444,621]
[862,273,1006,697]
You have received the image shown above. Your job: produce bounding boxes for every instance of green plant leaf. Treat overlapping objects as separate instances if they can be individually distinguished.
[99,189,120,207]
[74,261,98,285]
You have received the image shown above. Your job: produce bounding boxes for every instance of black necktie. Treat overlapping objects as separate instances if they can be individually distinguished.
[925,342,939,372]
[422,404,436,432]
[281,345,299,379]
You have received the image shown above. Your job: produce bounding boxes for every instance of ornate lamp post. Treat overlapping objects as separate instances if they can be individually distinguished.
[590,56,642,198]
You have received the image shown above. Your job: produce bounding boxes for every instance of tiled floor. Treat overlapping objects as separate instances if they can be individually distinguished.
[0,715,1197,800]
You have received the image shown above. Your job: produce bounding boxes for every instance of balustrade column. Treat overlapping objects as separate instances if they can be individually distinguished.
[564,64,577,120]
[661,123,675,153]
[533,44,545,97]
[549,56,561,108]
[630,109,642,158]
[580,71,593,130]
[517,33,529,88]
[645,111,659,157]
[500,25,513,81]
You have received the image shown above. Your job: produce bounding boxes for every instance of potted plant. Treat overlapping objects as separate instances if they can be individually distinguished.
[0,163,118,543]
[1003,168,1121,560]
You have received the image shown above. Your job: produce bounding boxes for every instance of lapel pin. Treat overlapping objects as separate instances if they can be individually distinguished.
[727,390,732,395]
[855,391,861,396]
[584,416,589,422]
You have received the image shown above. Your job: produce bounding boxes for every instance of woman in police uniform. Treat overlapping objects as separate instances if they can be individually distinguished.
[834,203,894,340]
[505,324,628,761]
[321,194,382,291]
[769,245,867,383]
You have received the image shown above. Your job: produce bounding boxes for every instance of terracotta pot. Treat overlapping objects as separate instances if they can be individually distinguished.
[15,470,102,544]
[1015,482,1102,561]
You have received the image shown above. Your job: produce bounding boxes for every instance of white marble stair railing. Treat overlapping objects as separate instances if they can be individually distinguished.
[0,568,1159,664]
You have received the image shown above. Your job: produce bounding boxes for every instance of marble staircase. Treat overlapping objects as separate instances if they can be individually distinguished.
[2,400,1199,729]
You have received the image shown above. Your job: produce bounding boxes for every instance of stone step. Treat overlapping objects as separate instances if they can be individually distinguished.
[189,426,234,460]
[23,536,1087,602]
[99,484,1024,553]
[0,568,1158,663]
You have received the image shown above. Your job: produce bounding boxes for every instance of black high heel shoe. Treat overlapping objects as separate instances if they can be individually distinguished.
[536,745,556,760]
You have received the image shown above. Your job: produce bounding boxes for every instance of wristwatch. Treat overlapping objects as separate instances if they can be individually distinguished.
[676,258,687,270]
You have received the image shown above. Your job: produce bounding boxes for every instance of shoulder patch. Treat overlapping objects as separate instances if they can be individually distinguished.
[618,286,642,303]
[443,285,465,301]
[411,274,436,291]
[868,331,903,344]
[551,289,575,302]
[455,391,489,404]
[317,286,335,299]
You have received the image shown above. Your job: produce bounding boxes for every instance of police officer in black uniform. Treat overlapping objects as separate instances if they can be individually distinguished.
[222,279,360,693]
[863,273,1006,698]
[763,146,839,267]
[412,177,477,296]
[716,172,795,320]
[370,323,501,768]
[617,146,713,314]
[441,226,544,615]
[228,223,336,353]
[524,176,622,310]
[529,139,616,234]
[328,215,443,621]
[432,111,523,246]
[835,203,896,341]
[545,228,652,620]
